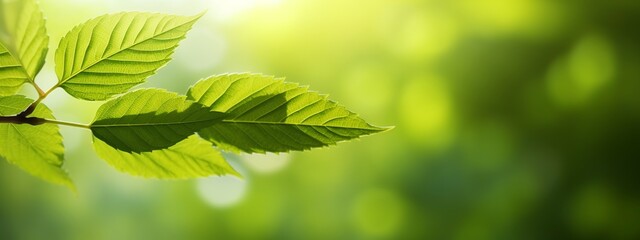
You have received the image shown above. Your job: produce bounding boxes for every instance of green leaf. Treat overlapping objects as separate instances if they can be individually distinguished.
[0,0,49,95]
[54,12,203,100]
[90,88,226,153]
[187,73,390,153]
[0,95,74,189]
[0,94,33,116]
[93,135,239,178]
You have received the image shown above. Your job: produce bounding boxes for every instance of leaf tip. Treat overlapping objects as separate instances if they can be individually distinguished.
[58,172,77,193]
[228,169,243,179]
[378,125,395,132]
[53,175,77,194]
[193,10,208,20]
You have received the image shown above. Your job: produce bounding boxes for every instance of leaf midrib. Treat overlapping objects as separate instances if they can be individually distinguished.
[91,116,222,128]
[60,14,197,84]
[217,119,386,131]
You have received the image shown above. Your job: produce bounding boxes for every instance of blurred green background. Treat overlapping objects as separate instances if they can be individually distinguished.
[2,0,640,239]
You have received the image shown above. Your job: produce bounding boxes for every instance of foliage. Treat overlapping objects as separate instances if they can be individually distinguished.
[188,73,389,153]
[0,0,389,190]
[0,0,48,95]
[54,12,203,100]
[0,95,73,189]
[91,88,226,153]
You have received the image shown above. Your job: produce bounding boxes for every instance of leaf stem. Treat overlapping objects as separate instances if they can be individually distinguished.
[19,83,59,117]
[32,83,59,107]
[43,118,91,129]
[31,82,46,97]
[18,79,86,129]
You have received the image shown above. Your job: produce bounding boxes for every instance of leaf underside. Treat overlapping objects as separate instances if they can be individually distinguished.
[187,73,389,153]
[55,12,202,100]
[0,0,48,95]
[91,88,226,153]
[0,95,74,189]
[93,135,239,179]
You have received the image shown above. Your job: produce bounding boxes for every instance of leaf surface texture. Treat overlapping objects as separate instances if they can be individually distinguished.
[0,0,48,95]
[91,88,226,152]
[0,94,33,115]
[0,95,73,189]
[187,73,389,153]
[55,12,201,100]
[93,135,239,178]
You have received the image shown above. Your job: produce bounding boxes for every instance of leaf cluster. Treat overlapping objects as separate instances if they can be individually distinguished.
[0,0,389,190]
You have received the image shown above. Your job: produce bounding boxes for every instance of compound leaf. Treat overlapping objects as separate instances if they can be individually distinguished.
[90,88,226,153]
[0,95,74,189]
[55,12,202,100]
[187,73,390,153]
[0,0,49,95]
[93,135,239,178]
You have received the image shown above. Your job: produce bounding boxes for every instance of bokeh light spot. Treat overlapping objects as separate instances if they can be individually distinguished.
[568,34,616,97]
[399,75,454,149]
[241,153,291,174]
[458,0,542,35]
[197,175,247,208]
[547,34,616,106]
[390,10,459,61]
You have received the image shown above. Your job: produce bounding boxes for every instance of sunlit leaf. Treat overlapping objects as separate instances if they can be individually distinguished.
[187,73,390,153]
[93,135,239,178]
[0,94,33,116]
[0,0,48,95]
[0,95,74,189]
[55,12,202,100]
[90,88,226,153]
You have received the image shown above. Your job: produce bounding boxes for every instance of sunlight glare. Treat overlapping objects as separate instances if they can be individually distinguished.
[209,0,282,20]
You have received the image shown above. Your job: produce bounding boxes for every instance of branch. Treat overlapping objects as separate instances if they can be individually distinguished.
[0,115,89,129]
[0,115,45,125]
